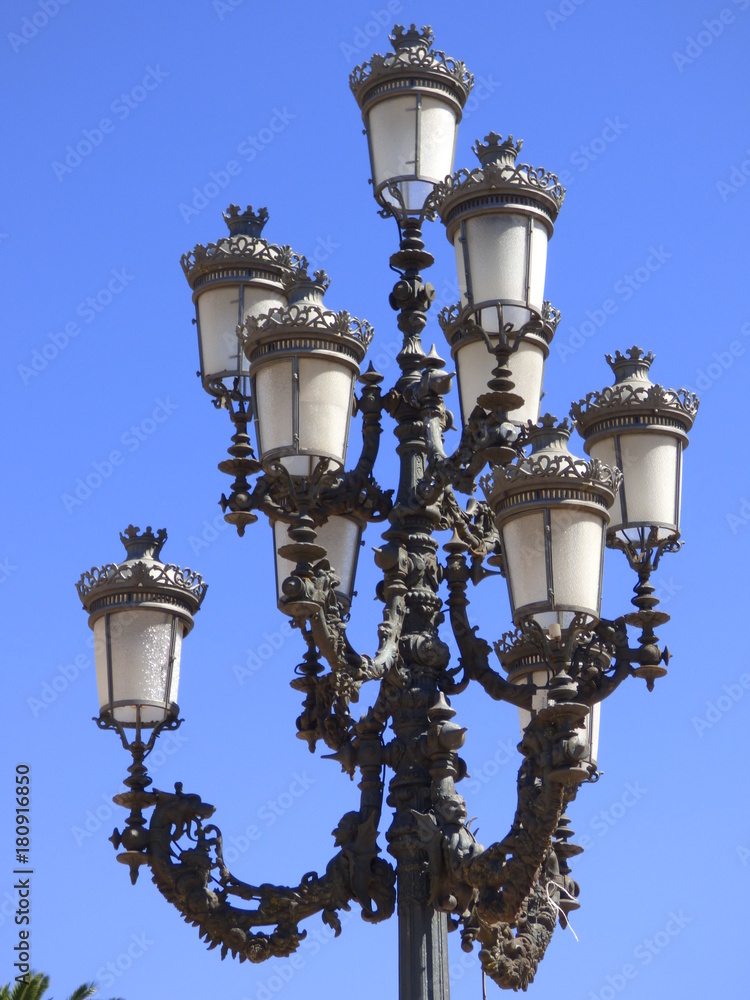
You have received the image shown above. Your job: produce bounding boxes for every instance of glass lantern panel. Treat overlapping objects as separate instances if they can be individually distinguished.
[456,339,495,424]
[502,511,547,616]
[527,220,549,313]
[254,360,294,456]
[94,610,183,726]
[416,96,458,184]
[549,508,605,619]
[368,94,457,212]
[281,454,317,477]
[197,286,244,381]
[298,357,354,467]
[515,667,551,735]
[589,701,601,765]
[274,516,362,605]
[197,286,286,384]
[588,438,620,525]
[368,94,418,192]
[591,433,681,538]
[455,336,543,425]
[620,433,680,536]
[508,338,545,425]
[461,213,529,307]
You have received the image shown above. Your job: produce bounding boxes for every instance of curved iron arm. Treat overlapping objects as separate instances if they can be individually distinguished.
[443,541,532,708]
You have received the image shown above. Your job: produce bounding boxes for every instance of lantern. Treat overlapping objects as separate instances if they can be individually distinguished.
[76,526,206,728]
[440,300,560,426]
[571,347,699,544]
[243,268,373,477]
[434,132,565,333]
[350,24,473,217]
[483,415,619,629]
[181,205,295,397]
[496,631,603,769]
[272,515,364,611]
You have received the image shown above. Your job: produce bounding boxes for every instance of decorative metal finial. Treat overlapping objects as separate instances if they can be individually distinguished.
[222,204,269,238]
[472,132,524,169]
[119,524,167,561]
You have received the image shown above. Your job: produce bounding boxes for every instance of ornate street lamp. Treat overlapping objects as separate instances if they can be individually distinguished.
[78,23,699,999]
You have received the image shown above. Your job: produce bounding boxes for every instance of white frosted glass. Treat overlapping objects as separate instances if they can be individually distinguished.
[463,214,528,305]
[369,95,418,191]
[94,611,183,725]
[589,439,621,526]
[592,433,680,538]
[502,512,547,615]
[620,433,680,534]
[456,337,544,426]
[549,509,604,617]
[281,454,317,477]
[298,358,353,466]
[532,610,577,631]
[515,667,551,734]
[197,286,243,380]
[589,702,601,764]
[369,95,456,211]
[456,339,495,423]
[453,237,469,306]
[508,339,545,424]
[417,97,457,183]
[274,516,361,604]
[527,221,548,312]
[255,361,293,456]
[198,286,285,383]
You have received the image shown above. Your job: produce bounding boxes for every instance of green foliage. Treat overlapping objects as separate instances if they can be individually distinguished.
[0,973,123,1000]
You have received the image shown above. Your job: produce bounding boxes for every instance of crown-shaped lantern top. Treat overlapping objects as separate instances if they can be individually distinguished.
[180,205,297,288]
[349,22,473,110]
[571,347,699,445]
[432,132,566,224]
[472,132,524,170]
[76,525,207,622]
[482,414,621,511]
[119,524,167,562]
[243,265,373,357]
[222,203,269,239]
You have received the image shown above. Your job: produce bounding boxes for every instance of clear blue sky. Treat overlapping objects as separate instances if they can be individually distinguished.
[2,1,749,998]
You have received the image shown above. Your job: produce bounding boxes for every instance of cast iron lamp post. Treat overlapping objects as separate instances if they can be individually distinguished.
[76,24,699,997]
